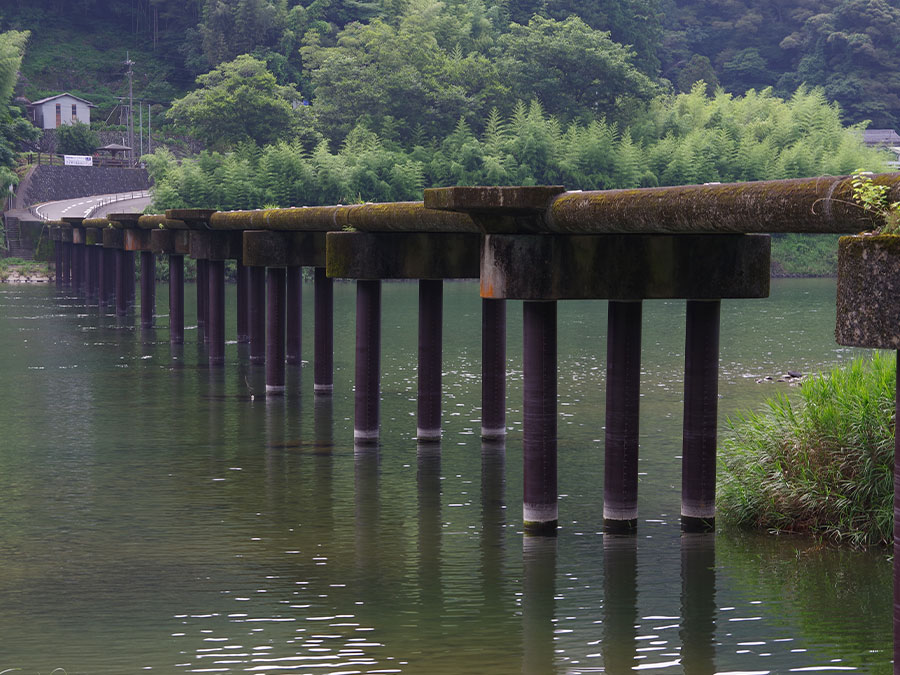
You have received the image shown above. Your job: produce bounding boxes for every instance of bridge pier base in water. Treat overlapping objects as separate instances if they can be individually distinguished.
[314,267,333,394]
[354,279,381,444]
[196,259,208,341]
[266,267,286,394]
[681,300,721,532]
[236,263,249,344]
[140,251,155,329]
[481,298,507,440]
[249,266,266,363]
[208,259,225,365]
[417,279,443,441]
[604,300,643,534]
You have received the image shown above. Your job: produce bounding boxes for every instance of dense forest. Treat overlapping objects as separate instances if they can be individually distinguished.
[0,0,897,227]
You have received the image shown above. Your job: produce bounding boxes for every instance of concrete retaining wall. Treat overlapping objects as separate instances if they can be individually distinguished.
[22,166,151,206]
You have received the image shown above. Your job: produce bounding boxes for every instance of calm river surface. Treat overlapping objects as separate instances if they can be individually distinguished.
[0,278,891,674]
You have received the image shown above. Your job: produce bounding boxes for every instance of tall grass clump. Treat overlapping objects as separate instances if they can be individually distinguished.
[719,353,896,548]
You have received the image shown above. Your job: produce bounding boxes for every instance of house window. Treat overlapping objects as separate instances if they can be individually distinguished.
[55,103,61,127]
[72,104,77,121]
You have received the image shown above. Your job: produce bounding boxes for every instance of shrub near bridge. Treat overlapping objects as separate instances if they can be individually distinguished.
[719,353,895,548]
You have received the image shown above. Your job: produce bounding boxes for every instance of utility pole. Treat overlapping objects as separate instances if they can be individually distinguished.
[148,103,151,154]
[124,52,135,166]
[139,101,143,157]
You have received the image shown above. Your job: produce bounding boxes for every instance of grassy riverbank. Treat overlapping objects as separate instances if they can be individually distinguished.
[0,257,51,281]
[719,353,895,548]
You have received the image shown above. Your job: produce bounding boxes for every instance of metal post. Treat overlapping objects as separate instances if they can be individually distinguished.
[236,262,249,343]
[98,248,110,309]
[86,245,97,303]
[249,265,266,364]
[682,300,721,532]
[140,250,155,329]
[196,258,208,342]
[125,250,136,308]
[169,254,184,344]
[62,242,71,287]
[208,259,225,366]
[266,267,286,394]
[417,279,443,441]
[105,249,115,306]
[55,242,62,289]
[115,249,127,317]
[72,242,83,295]
[314,267,334,394]
[354,280,381,444]
[482,298,507,440]
[286,266,302,365]
[522,300,557,536]
[604,300,642,534]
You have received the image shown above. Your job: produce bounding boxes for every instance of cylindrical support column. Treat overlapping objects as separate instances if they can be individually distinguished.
[140,250,155,329]
[266,267,286,394]
[894,350,900,672]
[682,299,721,532]
[72,243,83,295]
[125,250,136,307]
[91,246,101,301]
[86,245,98,302]
[98,248,111,308]
[603,300,642,534]
[55,242,62,289]
[236,262,250,343]
[354,280,381,444]
[482,298,507,440]
[314,267,334,394]
[196,258,208,341]
[249,265,266,364]
[286,266,302,365]
[208,259,226,366]
[417,279,443,441]
[62,242,72,287]
[169,254,184,344]
[115,249,127,317]
[522,300,558,536]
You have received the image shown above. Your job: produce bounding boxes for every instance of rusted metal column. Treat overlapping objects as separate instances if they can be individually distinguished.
[266,267,286,394]
[196,258,208,342]
[55,241,62,289]
[417,279,443,441]
[249,265,266,364]
[140,250,155,329]
[125,250,136,307]
[895,351,900,673]
[86,245,97,302]
[354,280,381,444]
[208,259,226,366]
[286,266,302,365]
[115,249,127,317]
[682,300,721,532]
[169,254,184,344]
[522,300,557,536]
[680,533,717,673]
[236,262,250,343]
[98,248,111,308]
[314,267,334,394]
[604,300,642,534]
[62,242,72,287]
[482,298,507,440]
[72,241,83,295]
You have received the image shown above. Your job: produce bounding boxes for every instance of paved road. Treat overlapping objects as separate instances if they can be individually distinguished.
[31,191,152,220]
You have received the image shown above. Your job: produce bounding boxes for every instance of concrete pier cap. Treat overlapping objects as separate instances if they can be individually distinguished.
[425,185,771,300]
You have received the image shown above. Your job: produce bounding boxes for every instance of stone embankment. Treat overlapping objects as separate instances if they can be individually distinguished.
[19,165,150,206]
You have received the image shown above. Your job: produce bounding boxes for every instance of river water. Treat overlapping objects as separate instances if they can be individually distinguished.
[0,278,891,674]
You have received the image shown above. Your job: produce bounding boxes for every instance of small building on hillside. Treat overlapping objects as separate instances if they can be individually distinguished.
[26,93,95,130]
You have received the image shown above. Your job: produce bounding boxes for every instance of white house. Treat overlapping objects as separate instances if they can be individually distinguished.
[26,93,95,130]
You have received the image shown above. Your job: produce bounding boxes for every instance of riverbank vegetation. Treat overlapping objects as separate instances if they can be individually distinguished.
[719,353,895,548]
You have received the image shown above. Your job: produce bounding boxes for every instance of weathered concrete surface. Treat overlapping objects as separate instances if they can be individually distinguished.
[209,203,477,233]
[189,231,242,261]
[480,234,771,300]
[836,235,900,348]
[326,232,480,279]
[102,227,124,249]
[150,229,191,255]
[139,215,189,230]
[124,228,152,252]
[425,186,566,233]
[242,231,326,268]
[427,174,900,235]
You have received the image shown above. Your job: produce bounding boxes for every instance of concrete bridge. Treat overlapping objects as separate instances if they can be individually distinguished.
[47,173,900,670]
